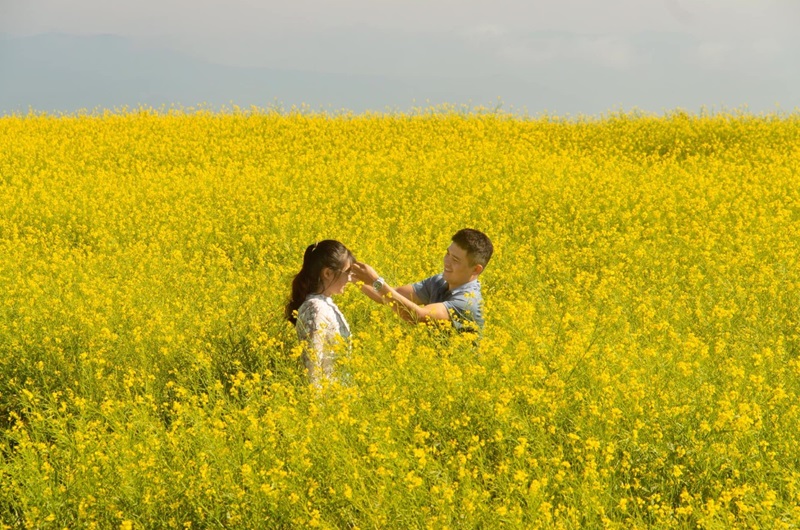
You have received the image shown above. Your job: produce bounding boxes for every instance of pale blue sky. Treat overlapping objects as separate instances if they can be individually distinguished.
[1,0,798,114]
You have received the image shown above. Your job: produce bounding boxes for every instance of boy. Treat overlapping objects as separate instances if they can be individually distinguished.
[352,228,493,331]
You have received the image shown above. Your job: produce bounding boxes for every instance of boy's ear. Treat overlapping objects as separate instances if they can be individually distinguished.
[472,263,484,275]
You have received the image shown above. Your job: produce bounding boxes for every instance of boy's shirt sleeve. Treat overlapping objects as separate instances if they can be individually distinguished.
[412,275,437,304]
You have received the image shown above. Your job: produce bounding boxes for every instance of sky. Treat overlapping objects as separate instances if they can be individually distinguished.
[1,0,799,115]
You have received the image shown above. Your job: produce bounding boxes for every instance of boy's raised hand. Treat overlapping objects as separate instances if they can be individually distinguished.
[352,262,379,284]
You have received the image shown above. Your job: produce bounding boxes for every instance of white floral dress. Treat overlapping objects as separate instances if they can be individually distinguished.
[295,294,351,386]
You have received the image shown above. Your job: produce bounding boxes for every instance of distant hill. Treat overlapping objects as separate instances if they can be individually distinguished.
[1,32,798,115]
[0,33,566,115]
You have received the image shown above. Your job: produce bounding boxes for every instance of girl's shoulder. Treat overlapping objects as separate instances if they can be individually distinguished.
[298,295,336,323]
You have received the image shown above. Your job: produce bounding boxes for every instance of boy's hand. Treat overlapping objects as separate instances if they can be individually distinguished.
[352,262,380,284]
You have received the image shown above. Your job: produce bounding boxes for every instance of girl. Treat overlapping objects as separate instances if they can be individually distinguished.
[285,240,355,386]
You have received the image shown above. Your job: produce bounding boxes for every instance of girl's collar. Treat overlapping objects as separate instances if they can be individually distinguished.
[307,293,332,301]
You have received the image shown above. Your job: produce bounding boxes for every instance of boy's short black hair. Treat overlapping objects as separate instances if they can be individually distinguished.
[451,228,493,267]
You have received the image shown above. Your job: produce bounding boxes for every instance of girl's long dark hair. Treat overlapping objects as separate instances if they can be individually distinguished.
[285,240,355,325]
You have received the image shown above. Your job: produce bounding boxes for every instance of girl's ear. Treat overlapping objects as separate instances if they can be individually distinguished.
[321,267,334,281]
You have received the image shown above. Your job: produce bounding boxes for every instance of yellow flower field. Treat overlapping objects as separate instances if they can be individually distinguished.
[1,108,799,528]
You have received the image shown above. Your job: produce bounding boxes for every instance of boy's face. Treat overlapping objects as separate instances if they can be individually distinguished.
[443,243,482,287]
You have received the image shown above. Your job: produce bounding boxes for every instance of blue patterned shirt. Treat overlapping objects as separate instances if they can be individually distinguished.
[412,274,484,331]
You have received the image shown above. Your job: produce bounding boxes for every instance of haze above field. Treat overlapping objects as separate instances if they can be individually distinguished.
[2,0,799,115]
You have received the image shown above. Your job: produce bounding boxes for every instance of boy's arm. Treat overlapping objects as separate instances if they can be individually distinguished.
[379,285,450,324]
[395,284,421,304]
[354,263,449,324]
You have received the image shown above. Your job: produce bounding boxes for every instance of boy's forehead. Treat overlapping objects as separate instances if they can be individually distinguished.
[448,242,468,258]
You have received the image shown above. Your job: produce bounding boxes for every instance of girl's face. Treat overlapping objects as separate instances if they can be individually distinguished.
[321,258,354,296]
